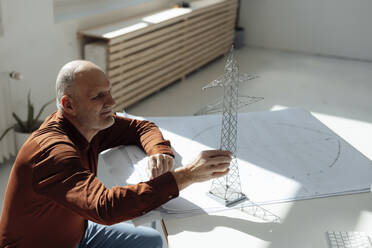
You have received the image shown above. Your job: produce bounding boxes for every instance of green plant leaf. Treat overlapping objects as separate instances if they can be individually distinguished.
[0,125,15,141]
[12,113,26,132]
[27,91,36,132]
[27,102,35,132]
[6,92,55,135]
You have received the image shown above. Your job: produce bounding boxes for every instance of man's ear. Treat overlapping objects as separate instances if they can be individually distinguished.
[61,95,76,115]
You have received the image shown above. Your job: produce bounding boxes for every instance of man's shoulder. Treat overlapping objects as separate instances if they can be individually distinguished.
[31,118,78,154]
[14,124,79,172]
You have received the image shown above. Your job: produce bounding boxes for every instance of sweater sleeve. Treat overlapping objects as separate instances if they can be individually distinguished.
[32,151,179,225]
[96,115,174,157]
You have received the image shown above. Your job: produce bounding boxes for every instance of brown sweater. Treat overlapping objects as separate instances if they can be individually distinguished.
[0,111,179,248]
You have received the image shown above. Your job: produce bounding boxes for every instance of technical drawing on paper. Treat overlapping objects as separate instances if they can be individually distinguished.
[103,108,372,223]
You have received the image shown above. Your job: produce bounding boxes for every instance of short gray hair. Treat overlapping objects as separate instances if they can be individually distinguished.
[55,62,79,111]
[56,60,102,111]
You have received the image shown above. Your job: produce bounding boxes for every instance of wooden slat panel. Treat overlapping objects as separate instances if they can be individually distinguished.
[113,66,185,111]
[110,18,234,86]
[107,2,236,53]
[109,18,234,87]
[113,40,232,111]
[187,3,237,23]
[78,0,237,42]
[182,36,234,72]
[110,49,184,86]
[109,31,183,68]
[182,13,235,42]
[112,49,184,91]
[183,42,232,75]
[184,14,235,37]
[109,21,186,53]
[180,28,234,64]
[109,23,187,61]
[109,26,233,87]
[108,18,185,46]
[187,1,234,20]
[184,18,235,50]
[112,34,233,108]
[108,1,237,45]
[80,0,238,109]
[108,0,234,45]
[109,17,234,80]
[108,16,235,79]
[112,56,184,99]
[108,10,235,64]
[108,40,183,77]
[111,48,185,89]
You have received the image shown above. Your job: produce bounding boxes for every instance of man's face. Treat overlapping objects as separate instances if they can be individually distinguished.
[72,67,115,134]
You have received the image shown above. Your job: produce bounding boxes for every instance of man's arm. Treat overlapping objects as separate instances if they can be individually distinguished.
[96,115,173,157]
[32,149,179,226]
[97,115,175,178]
[32,147,231,226]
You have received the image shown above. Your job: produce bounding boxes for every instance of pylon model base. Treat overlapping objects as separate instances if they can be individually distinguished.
[208,187,248,207]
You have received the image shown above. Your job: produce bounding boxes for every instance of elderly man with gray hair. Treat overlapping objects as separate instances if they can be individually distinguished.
[0,60,231,248]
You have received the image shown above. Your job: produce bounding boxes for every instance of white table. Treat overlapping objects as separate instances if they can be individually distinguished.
[159,108,372,247]
[164,192,372,248]
[99,108,372,248]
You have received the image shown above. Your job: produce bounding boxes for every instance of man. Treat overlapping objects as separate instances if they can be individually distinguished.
[0,61,231,248]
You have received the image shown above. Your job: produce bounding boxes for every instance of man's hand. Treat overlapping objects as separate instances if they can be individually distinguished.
[172,150,232,191]
[147,153,174,179]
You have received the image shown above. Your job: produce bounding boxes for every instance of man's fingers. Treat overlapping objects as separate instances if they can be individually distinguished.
[150,166,157,179]
[212,168,230,178]
[205,156,232,166]
[210,162,230,172]
[156,155,164,174]
[151,161,158,179]
[202,150,232,158]
[169,158,174,171]
[165,158,171,172]
[148,156,158,179]
[150,156,157,167]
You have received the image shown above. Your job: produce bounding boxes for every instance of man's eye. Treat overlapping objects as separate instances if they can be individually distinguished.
[93,93,104,100]
[93,90,110,100]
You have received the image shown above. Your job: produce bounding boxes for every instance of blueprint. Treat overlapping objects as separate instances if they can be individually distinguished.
[99,108,372,221]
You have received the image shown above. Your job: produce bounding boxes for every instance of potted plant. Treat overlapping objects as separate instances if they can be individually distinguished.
[0,91,54,150]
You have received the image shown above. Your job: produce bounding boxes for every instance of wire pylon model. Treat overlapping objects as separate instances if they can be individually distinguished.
[195,46,263,206]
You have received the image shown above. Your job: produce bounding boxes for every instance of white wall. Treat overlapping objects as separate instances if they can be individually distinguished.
[2,0,371,119]
[0,0,169,120]
[240,0,372,61]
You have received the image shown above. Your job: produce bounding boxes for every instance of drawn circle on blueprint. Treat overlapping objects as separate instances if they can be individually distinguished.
[190,120,341,180]
[191,124,221,148]
[170,123,221,167]
[167,123,221,168]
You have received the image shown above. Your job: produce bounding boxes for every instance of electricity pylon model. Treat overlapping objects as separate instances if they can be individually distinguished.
[195,46,263,206]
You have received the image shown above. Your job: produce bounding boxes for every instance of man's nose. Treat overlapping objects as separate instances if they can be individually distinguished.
[106,93,116,107]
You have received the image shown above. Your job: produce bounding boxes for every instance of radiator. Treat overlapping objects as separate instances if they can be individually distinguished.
[0,76,15,164]
[79,0,237,111]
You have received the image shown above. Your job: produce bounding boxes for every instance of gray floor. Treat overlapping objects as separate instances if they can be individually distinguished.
[126,47,372,124]
[1,47,372,214]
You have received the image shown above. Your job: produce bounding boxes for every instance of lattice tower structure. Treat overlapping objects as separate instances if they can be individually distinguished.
[209,49,247,206]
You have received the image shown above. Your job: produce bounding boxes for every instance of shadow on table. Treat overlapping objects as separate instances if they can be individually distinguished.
[164,197,279,241]
[167,214,279,241]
